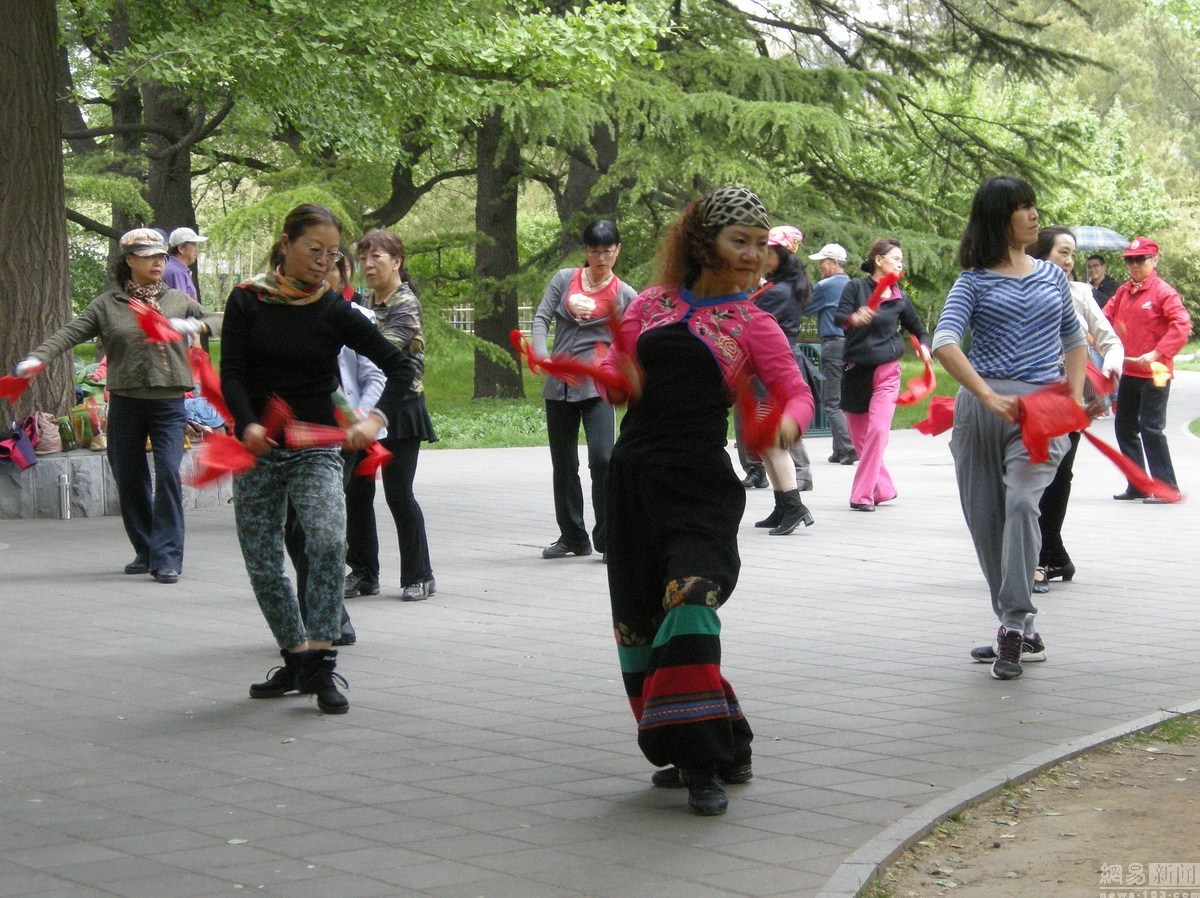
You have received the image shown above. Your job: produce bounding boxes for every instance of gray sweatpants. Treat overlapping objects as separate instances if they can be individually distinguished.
[950,381,1068,635]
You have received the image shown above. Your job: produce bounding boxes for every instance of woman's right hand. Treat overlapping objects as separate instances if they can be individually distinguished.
[850,307,875,328]
[15,357,43,379]
[241,423,275,456]
[981,389,1019,423]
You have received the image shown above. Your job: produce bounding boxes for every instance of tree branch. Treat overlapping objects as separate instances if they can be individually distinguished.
[67,209,118,241]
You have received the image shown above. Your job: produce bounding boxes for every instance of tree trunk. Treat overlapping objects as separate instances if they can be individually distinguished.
[0,0,73,417]
[557,121,621,256]
[144,82,197,232]
[472,108,524,399]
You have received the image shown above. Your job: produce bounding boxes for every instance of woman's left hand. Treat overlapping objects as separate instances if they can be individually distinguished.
[775,415,800,449]
[344,414,383,451]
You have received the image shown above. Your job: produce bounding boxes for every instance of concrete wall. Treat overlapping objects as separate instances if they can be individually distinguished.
[0,449,233,519]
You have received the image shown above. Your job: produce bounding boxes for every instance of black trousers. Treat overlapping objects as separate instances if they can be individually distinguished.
[343,450,379,582]
[545,397,614,551]
[1115,375,1177,489]
[380,436,433,587]
[1038,430,1080,568]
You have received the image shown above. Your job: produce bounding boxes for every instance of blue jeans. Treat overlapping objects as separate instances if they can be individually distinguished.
[106,394,187,572]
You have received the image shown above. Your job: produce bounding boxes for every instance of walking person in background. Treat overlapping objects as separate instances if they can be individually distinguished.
[745,224,816,534]
[835,238,930,512]
[599,187,814,816]
[932,176,1086,681]
[805,242,855,465]
[13,228,219,584]
[357,228,440,600]
[1024,227,1123,595]
[1104,237,1191,504]
[223,205,413,714]
[531,220,636,560]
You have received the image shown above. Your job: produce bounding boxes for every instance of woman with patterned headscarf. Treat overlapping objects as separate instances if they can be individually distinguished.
[598,187,815,816]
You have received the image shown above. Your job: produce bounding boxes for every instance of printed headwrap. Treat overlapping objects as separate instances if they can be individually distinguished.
[699,187,770,231]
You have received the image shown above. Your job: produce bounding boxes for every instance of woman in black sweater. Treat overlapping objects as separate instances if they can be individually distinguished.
[834,238,931,511]
[221,204,414,714]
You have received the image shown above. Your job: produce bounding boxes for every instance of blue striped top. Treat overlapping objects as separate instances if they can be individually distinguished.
[932,258,1085,384]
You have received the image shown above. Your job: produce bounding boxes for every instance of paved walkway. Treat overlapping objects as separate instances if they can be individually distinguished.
[2,374,1197,898]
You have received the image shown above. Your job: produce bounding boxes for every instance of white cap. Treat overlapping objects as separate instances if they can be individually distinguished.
[168,227,208,247]
[808,243,848,264]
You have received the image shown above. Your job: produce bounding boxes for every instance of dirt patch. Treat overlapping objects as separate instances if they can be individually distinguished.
[868,722,1200,898]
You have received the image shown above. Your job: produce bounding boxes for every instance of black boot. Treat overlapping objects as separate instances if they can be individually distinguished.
[740,467,768,489]
[295,648,349,714]
[755,492,785,528]
[249,650,302,699]
[769,489,815,535]
[680,766,728,816]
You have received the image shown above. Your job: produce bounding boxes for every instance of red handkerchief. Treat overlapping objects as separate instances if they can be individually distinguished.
[129,299,183,343]
[261,396,294,442]
[897,335,935,406]
[1018,382,1090,463]
[186,432,256,486]
[0,375,31,404]
[187,347,233,425]
[283,421,346,450]
[354,441,393,477]
[1082,432,1183,503]
[1084,361,1117,399]
[866,271,901,311]
[914,396,955,435]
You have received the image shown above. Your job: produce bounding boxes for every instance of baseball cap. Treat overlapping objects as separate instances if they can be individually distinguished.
[767,225,804,254]
[808,243,848,264]
[119,228,168,257]
[168,227,209,247]
[1121,237,1159,258]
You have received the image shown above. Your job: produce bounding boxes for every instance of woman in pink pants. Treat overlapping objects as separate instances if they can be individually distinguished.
[834,239,931,511]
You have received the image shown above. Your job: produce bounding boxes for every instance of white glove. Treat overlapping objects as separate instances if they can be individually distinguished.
[15,357,43,379]
[168,317,206,336]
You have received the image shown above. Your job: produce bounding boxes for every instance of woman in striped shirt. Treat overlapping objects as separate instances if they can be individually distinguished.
[931,176,1086,682]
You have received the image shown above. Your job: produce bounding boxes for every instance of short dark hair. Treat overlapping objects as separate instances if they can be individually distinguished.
[1026,226,1074,261]
[355,229,419,296]
[582,220,620,247]
[268,203,343,270]
[861,238,902,274]
[956,176,1037,270]
[1087,254,1105,265]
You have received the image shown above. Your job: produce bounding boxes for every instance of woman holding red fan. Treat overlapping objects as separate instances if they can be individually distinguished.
[598,187,814,816]
[13,228,219,584]
[932,177,1086,682]
[222,204,413,714]
[834,238,930,512]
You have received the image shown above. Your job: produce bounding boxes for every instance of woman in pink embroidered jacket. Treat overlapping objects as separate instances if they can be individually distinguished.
[598,187,814,817]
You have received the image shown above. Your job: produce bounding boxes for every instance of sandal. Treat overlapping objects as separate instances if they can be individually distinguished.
[1033,566,1049,594]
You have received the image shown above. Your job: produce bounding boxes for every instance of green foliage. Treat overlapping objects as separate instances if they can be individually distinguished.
[204,187,358,254]
[67,235,108,315]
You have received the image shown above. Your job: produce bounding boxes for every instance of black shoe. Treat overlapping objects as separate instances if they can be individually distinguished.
[1033,566,1049,594]
[332,627,357,647]
[741,469,768,489]
[990,627,1025,680]
[295,648,349,714]
[344,571,380,597]
[542,540,592,559]
[755,492,784,528]
[124,559,149,575]
[841,449,859,465]
[152,569,179,584]
[681,767,728,816]
[849,502,875,512]
[1114,489,1146,500]
[652,762,752,789]
[250,650,301,698]
[769,489,814,535]
[1044,562,1075,582]
[400,578,437,601]
[971,630,1047,664]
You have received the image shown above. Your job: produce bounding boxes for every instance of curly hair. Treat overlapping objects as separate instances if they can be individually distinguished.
[651,200,724,290]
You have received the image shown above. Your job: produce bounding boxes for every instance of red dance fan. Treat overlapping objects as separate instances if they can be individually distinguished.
[283,421,346,450]
[1081,432,1183,503]
[187,347,233,425]
[128,299,184,343]
[1017,382,1090,463]
[0,375,33,404]
[354,441,394,477]
[260,396,294,442]
[896,335,936,406]
[914,395,956,435]
[866,271,901,312]
[186,432,256,486]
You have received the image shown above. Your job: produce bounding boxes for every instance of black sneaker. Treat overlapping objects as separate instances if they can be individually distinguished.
[991,627,1025,680]
[971,628,1047,663]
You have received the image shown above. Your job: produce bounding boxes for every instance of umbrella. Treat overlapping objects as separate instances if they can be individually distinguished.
[1070,225,1128,252]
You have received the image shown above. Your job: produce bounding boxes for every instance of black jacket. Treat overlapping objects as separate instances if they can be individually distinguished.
[834,277,930,366]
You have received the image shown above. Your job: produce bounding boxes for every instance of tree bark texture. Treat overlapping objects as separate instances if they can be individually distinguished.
[0,0,74,417]
[557,121,621,256]
[472,109,524,399]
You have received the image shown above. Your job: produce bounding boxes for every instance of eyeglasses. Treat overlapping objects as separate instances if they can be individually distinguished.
[355,251,395,263]
[300,245,344,263]
[585,247,618,258]
[1124,257,1153,265]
